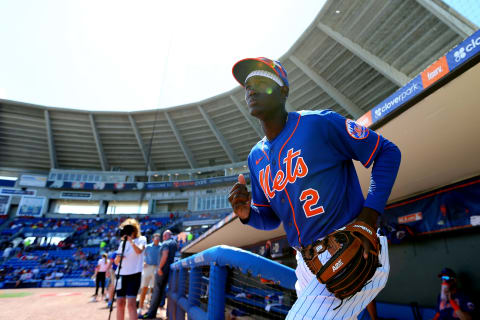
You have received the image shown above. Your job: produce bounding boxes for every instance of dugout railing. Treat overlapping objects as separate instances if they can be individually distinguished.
[167,245,297,320]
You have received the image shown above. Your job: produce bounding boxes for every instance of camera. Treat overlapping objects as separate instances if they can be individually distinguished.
[118,224,135,238]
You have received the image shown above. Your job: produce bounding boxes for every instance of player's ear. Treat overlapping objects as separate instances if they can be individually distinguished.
[280,86,289,105]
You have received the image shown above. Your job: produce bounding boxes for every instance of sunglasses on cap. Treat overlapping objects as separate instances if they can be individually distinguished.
[442,275,453,281]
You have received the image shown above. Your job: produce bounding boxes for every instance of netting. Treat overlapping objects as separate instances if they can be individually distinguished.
[225,267,297,319]
[187,266,210,313]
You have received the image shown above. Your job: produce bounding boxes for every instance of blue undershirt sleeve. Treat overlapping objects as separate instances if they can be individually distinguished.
[244,204,281,230]
[364,138,401,214]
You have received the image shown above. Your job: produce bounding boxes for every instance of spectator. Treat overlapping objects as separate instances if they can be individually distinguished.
[262,240,272,259]
[81,269,89,278]
[138,233,161,313]
[106,250,118,308]
[92,253,109,302]
[2,244,12,262]
[32,267,40,279]
[55,271,64,279]
[433,268,475,320]
[139,230,177,319]
[16,269,32,287]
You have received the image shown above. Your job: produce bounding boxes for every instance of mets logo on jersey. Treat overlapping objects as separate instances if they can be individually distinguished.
[259,148,308,201]
[346,119,369,140]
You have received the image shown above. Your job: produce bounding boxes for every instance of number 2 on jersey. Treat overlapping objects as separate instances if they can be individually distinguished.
[299,188,325,218]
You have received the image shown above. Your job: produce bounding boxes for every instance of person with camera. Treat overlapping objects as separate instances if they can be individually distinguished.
[114,219,146,320]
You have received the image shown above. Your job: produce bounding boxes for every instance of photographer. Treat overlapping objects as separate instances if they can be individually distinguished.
[114,219,146,320]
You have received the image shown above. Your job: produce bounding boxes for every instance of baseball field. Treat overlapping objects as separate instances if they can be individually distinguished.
[0,287,167,320]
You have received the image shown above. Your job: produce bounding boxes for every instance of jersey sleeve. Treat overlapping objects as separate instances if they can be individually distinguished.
[324,111,381,168]
[324,111,401,214]
[242,154,281,230]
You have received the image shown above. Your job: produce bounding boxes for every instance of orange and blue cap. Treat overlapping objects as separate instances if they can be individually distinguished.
[232,57,289,88]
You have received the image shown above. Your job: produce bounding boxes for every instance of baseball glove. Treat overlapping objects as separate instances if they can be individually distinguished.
[301,221,381,302]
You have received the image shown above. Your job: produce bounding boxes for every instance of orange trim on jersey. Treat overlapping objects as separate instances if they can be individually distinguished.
[363,134,380,167]
[252,203,271,207]
[278,113,302,245]
[386,179,480,209]
[284,189,301,245]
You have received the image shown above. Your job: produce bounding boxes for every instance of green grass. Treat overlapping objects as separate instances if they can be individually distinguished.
[0,292,33,298]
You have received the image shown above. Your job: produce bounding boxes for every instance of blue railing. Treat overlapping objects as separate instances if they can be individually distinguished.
[167,245,296,320]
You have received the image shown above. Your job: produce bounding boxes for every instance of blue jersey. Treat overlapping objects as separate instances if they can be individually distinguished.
[437,291,475,319]
[245,110,401,247]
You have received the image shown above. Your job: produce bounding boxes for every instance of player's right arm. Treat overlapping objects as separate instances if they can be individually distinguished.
[228,156,281,230]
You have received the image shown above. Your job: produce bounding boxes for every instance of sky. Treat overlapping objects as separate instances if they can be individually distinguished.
[1,1,478,112]
[0,0,326,111]
[443,0,480,28]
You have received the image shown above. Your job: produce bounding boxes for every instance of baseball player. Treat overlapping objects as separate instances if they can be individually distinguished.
[228,57,401,319]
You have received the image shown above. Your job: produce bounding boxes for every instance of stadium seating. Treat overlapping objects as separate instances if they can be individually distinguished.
[0,212,224,289]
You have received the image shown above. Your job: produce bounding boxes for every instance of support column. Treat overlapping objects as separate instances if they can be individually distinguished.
[148,199,155,214]
[289,55,364,119]
[98,200,108,216]
[44,110,58,169]
[317,22,409,87]
[207,264,227,320]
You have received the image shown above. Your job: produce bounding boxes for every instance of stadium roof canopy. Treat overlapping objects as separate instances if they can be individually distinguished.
[0,0,476,173]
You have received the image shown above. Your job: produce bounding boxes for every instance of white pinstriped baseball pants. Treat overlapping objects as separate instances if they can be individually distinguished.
[286,235,389,320]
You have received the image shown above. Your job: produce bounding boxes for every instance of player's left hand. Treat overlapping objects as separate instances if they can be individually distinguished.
[354,207,379,259]
[157,268,163,276]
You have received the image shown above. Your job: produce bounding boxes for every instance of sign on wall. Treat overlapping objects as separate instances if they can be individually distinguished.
[17,196,47,217]
[60,191,92,199]
[19,175,47,187]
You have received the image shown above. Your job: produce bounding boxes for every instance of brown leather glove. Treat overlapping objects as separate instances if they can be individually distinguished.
[301,221,381,302]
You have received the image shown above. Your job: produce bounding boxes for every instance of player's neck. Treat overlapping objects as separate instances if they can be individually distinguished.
[261,109,288,141]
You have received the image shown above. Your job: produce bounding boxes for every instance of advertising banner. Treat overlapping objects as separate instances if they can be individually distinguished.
[17,196,47,217]
[383,177,480,235]
[1,188,36,196]
[446,29,480,71]
[358,29,480,128]
[0,179,16,188]
[47,173,250,191]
